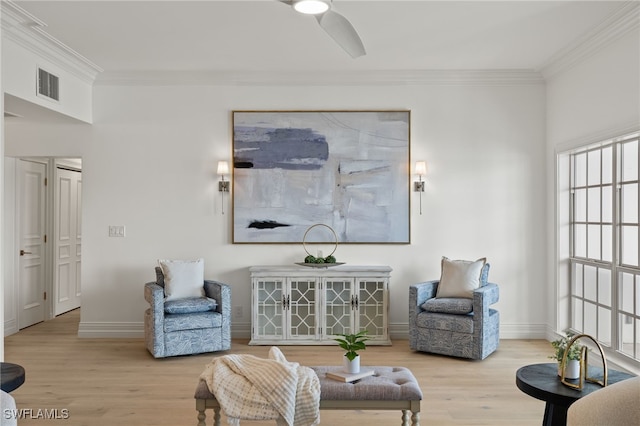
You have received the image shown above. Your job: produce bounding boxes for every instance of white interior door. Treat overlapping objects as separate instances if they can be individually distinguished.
[18,160,47,329]
[54,167,82,315]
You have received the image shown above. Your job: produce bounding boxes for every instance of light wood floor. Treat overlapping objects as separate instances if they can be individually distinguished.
[5,310,552,426]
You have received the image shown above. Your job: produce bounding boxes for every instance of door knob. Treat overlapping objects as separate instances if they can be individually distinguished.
[19,249,32,256]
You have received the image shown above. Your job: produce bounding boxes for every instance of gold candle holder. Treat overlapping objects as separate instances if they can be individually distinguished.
[560,333,608,391]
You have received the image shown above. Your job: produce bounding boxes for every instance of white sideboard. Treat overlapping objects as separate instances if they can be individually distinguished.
[250,265,392,345]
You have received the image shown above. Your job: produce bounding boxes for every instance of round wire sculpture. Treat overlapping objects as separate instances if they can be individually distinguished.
[295,224,344,268]
[302,223,338,258]
[560,333,608,390]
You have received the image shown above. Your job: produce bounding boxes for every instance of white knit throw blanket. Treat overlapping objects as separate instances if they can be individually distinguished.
[199,347,320,426]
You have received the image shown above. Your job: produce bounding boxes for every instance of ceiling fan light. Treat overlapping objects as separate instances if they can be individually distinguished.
[293,0,330,15]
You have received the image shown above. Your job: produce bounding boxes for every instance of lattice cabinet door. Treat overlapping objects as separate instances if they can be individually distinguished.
[252,277,285,341]
[355,278,389,341]
[287,278,319,341]
[323,278,355,338]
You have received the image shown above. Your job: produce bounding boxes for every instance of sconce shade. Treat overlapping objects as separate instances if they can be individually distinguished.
[217,161,229,176]
[293,0,330,14]
[415,161,426,176]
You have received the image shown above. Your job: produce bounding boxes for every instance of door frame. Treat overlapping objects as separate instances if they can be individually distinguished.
[4,157,82,336]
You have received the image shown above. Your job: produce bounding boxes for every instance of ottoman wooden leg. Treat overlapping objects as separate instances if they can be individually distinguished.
[196,399,206,426]
[411,411,420,426]
[402,409,410,425]
[196,410,206,426]
[213,405,221,426]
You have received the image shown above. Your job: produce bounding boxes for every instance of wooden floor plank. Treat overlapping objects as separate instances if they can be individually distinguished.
[5,309,550,425]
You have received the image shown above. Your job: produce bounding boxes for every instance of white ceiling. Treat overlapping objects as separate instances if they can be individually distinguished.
[12,0,629,75]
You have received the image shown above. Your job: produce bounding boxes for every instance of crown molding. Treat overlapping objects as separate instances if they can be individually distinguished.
[1,0,103,84]
[540,2,640,79]
[554,119,640,154]
[95,69,544,87]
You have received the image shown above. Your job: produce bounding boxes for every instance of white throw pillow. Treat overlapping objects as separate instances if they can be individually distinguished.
[436,257,486,299]
[158,258,205,301]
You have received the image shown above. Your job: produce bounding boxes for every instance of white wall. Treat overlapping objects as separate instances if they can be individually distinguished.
[3,158,17,338]
[0,5,4,359]
[546,28,640,336]
[546,30,640,148]
[6,80,547,339]
[2,39,94,124]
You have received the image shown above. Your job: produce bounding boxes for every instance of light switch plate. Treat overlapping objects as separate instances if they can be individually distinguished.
[108,226,126,237]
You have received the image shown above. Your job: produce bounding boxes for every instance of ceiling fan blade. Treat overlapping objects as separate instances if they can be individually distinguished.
[316,9,366,58]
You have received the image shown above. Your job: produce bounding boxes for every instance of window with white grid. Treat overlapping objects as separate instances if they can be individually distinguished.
[570,132,640,362]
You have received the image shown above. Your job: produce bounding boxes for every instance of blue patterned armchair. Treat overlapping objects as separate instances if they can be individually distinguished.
[409,275,499,360]
[144,267,231,358]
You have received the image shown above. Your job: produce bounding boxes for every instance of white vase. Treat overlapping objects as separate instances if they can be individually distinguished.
[558,360,581,379]
[343,355,360,374]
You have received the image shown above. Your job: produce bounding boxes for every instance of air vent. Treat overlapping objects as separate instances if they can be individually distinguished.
[37,68,60,101]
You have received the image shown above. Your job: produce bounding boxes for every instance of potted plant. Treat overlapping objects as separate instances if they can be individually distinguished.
[549,331,584,379]
[334,330,370,374]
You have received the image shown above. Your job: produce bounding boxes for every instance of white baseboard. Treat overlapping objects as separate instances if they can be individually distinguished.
[231,322,251,339]
[4,319,18,337]
[389,322,409,340]
[499,323,548,339]
[78,322,144,338]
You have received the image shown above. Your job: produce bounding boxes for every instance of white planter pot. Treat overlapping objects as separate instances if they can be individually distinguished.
[558,360,581,379]
[343,355,360,374]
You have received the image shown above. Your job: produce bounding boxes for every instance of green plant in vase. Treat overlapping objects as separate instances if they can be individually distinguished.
[334,330,370,374]
[549,331,586,379]
[549,331,584,362]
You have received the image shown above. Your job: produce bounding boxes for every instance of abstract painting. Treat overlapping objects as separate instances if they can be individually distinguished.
[232,111,410,243]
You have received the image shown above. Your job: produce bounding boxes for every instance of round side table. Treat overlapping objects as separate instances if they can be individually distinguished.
[1,362,26,393]
[516,362,635,426]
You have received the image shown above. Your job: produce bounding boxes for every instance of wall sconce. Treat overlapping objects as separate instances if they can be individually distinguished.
[414,161,426,215]
[217,161,229,192]
[217,161,230,214]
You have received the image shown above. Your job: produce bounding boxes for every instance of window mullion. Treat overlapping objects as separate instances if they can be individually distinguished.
[637,139,640,269]
[612,142,620,352]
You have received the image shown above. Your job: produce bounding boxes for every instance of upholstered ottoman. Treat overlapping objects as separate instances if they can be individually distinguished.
[195,366,422,426]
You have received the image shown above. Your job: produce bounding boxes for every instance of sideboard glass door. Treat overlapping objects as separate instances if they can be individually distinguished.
[254,278,284,340]
[324,278,355,337]
[287,278,318,340]
[357,279,388,340]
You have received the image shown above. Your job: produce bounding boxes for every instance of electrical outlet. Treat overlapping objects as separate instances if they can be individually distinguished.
[233,306,243,319]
